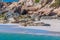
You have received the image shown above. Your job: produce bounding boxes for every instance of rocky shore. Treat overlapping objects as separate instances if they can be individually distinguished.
[0,0,60,26]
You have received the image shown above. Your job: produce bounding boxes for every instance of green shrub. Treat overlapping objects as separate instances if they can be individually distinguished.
[35,0,40,3]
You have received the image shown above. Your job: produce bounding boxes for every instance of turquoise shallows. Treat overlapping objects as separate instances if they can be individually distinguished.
[0,33,60,40]
[0,0,19,2]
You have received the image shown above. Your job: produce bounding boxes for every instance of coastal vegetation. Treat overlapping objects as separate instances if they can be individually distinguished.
[35,0,40,3]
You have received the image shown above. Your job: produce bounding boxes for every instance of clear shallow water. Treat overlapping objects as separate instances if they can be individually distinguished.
[0,33,60,40]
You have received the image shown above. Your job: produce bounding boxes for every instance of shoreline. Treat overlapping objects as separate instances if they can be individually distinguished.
[0,24,60,36]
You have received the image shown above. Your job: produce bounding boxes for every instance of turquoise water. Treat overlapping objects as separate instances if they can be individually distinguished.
[0,33,60,40]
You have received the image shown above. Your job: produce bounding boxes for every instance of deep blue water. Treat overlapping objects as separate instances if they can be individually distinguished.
[0,33,60,40]
[0,0,19,2]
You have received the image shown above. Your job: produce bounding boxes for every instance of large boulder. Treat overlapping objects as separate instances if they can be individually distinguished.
[37,7,54,16]
[53,7,60,16]
[7,2,18,10]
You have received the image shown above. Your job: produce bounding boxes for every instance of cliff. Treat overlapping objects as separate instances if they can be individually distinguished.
[1,0,60,17]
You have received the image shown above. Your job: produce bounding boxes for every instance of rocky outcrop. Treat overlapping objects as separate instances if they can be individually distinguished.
[1,0,60,24]
[53,7,60,16]
[1,0,60,17]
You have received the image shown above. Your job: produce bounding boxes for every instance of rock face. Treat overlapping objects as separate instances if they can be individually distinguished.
[25,0,34,6]
[40,0,48,6]
[7,2,18,10]
[1,0,60,20]
[0,0,60,24]
[20,0,60,16]
[53,7,60,16]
